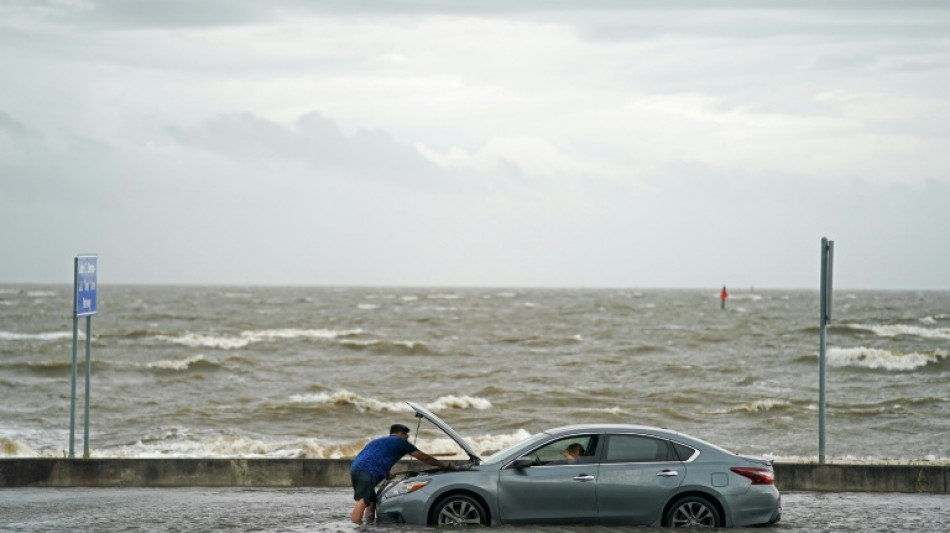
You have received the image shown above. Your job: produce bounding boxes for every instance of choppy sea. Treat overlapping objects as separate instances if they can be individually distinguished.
[1,285,947,462]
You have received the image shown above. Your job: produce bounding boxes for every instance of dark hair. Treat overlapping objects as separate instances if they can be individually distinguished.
[390,424,411,435]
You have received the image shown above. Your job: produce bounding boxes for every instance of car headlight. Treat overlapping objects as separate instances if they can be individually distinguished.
[381,479,430,500]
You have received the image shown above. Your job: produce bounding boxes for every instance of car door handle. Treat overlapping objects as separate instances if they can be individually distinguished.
[572,475,595,482]
[656,470,679,477]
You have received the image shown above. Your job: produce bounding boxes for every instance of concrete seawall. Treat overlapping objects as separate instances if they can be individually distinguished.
[1,459,946,493]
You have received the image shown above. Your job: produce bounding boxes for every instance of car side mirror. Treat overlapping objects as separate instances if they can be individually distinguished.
[512,457,533,469]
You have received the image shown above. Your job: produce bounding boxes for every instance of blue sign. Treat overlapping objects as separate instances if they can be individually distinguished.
[75,255,98,316]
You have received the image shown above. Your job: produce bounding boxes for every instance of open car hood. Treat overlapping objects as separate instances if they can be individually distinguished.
[407,401,481,463]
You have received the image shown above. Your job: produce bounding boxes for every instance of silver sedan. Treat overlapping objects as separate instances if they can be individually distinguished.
[377,402,781,528]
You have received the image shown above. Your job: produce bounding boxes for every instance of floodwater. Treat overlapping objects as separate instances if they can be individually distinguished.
[1,488,947,532]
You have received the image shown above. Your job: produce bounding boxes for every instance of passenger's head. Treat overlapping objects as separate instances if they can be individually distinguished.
[565,443,585,457]
[390,424,411,438]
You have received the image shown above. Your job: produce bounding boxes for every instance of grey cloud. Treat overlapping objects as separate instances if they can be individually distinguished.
[23,0,948,30]
[167,112,446,189]
[0,111,33,138]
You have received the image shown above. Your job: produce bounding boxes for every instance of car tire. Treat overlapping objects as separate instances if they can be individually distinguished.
[664,495,722,528]
[431,494,488,527]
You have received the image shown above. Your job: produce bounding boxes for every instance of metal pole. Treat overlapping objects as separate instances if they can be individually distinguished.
[818,237,830,464]
[69,315,78,459]
[69,256,79,459]
[83,315,92,459]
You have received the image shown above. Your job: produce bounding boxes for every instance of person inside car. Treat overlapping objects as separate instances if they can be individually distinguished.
[562,443,586,462]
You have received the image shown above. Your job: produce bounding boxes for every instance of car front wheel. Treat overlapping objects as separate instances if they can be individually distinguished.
[431,494,488,527]
[664,495,722,527]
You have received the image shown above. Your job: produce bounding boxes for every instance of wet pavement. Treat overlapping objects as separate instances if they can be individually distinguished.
[1,488,947,531]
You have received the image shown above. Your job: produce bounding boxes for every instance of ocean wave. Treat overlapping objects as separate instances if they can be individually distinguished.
[1,360,76,375]
[828,347,947,371]
[95,429,533,459]
[0,331,78,341]
[221,292,253,299]
[26,290,58,297]
[147,354,219,371]
[106,436,354,459]
[287,390,491,413]
[337,339,434,355]
[0,437,37,457]
[98,329,164,340]
[576,406,629,416]
[846,322,950,340]
[155,328,364,349]
[726,399,793,413]
[288,390,408,412]
[426,395,493,410]
[427,293,462,300]
[620,344,670,355]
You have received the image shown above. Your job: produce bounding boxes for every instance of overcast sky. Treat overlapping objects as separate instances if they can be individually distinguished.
[1,1,948,289]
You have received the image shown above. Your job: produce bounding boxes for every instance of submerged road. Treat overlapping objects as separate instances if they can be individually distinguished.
[1,488,947,531]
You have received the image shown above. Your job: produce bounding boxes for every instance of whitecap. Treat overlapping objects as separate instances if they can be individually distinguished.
[101,430,536,460]
[0,331,77,341]
[426,395,492,410]
[288,390,492,413]
[850,323,950,340]
[156,332,250,349]
[26,290,57,297]
[288,390,410,412]
[0,437,37,457]
[147,354,207,371]
[155,328,364,349]
[729,399,792,413]
[828,347,947,371]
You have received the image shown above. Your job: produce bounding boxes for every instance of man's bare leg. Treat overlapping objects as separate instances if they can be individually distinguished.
[351,499,368,525]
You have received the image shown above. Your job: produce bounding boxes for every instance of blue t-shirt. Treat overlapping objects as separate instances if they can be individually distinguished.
[351,435,419,479]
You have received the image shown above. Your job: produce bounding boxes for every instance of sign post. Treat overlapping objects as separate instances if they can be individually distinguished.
[70,255,98,459]
[818,238,833,464]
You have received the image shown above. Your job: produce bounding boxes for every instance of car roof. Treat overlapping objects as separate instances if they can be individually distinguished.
[544,424,688,439]
[542,424,735,455]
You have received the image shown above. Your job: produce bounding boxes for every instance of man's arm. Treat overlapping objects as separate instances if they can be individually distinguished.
[410,450,455,469]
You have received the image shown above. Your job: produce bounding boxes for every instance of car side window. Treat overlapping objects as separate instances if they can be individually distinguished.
[671,441,698,461]
[520,435,598,466]
[605,434,677,463]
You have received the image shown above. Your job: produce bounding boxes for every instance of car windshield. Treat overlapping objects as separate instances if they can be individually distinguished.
[480,432,549,465]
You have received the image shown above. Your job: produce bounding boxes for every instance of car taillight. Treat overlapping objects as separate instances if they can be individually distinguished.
[730,467,775,485]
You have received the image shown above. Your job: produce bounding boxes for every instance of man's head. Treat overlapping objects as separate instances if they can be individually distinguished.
[390,424,411,438]
[565,443,585,457]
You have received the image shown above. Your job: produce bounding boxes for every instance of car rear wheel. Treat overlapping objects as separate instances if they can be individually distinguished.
[431,494,488,527]
[664,495,721,528]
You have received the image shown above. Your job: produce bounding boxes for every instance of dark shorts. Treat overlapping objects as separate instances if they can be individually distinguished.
[351,469,384,504]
